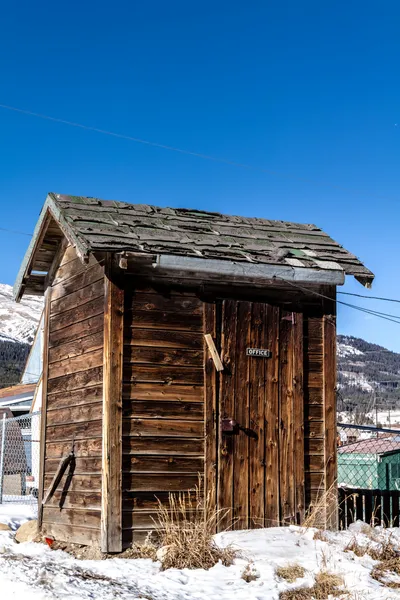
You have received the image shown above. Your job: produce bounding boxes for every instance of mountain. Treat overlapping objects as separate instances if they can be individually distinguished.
[0,284,43,388]
[337,334,400,424]
[0,284,43,344]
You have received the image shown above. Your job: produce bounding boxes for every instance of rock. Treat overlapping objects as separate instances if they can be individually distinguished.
[15,520,39,543]
[0,523,11,531]
[156,545,173,562]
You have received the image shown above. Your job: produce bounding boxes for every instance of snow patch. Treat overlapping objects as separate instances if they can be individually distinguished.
[0,504,397,599]
[339,370,374,391]
[0,285,42,344]
[337,342,365,358]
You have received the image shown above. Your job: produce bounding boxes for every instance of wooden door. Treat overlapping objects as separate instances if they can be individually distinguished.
[216,299,304,529]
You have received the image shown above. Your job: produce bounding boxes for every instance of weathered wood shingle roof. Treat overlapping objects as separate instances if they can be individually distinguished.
[14,192,374,299]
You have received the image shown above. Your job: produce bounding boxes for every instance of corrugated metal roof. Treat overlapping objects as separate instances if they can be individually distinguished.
[48,193,374,285]
[0,383,36,400]
[338,437,400,455]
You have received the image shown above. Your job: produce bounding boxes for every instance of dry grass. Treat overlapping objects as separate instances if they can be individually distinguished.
[344,537,367,558]
[303,485,338,530]
[371,556,400,589]
[313,530,329,543]
[275,563,306,583]
[154,482,238,571]
[122,534,158,560]
[279,570,346,600]
[344,533,398,561]
[241,563,260,583]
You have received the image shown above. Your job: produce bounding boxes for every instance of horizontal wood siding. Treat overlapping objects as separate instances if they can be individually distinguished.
[122,284,204,545]
[42,245,105,545]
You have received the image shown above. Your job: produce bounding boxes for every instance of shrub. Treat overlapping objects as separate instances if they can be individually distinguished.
[154,482,238,570]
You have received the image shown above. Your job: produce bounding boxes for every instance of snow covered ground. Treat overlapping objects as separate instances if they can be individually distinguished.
[0,504,399,599]
[0,501,37,530]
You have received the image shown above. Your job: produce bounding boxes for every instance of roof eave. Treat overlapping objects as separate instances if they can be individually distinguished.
[153,253,346,285]
[13,193,90,302]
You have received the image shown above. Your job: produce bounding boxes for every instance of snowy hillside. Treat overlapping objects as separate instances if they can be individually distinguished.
[337,334,400,421]
[0,284,43,344]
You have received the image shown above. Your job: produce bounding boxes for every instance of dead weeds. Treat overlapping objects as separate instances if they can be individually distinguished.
[241,563,260,583]
[344,533,398,561]
[371,557,400,589]
[279,570,346,600]
[155,481,239,570]
[276,563,306,583]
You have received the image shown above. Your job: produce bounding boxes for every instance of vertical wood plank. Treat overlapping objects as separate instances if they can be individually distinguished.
[204,301,218,522]
[101,255,123,552]
[382,492,390,528]
[323,287,338,529]
[38,288,51,530]
[279,311,295,524]
[338,487,346,530]
[218,299,237,530]
[233,301,251,529]
[392,491,400,527]
[293,313,305,524]
[355,489,364,524]
[249,303,265,527]
[265,305,280,526]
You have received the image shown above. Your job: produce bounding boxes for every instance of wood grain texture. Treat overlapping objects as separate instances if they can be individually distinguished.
[235,301,251,529]
[49,313,104,348]
[323,288,338,529]
[122,383,202,402]
[47,366,103,394]
[38,289,51,529]
[46,402,103,426]
[249,302,267,528]
[122,285,205,545]
[123,364,203,385]
[293,313,305,524]
[126,437,204,455]
[122,418,203,438]
[204,302,218,523]
[42,523,101,546]
[279,311,295,524]
[124,328,203,349]
[51,277,104,316]
[204,334,224,372]
[48,348,103,379]
[123,400,204,419]
[43,244,105,547]
[101,255,124,553]
[49,296,104,332]
[264,305,280,526]
[218,299,237,529]
[49,331,103,363]
[124,346,203,367]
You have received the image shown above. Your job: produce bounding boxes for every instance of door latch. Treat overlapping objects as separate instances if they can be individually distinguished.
[221,418,258,440]
[221,418,238,433]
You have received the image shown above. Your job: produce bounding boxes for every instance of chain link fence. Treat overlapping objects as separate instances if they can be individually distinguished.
[338,423,400,490]
[338,423,400,528]
[0,412,40,504]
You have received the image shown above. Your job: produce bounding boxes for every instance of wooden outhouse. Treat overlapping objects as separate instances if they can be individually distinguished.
[14,193,374,552]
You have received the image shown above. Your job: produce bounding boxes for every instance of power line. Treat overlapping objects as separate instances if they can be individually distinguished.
[0,102,395,201]
[272,274,400,326]
[0,226,32,237]
[338,291,400,304]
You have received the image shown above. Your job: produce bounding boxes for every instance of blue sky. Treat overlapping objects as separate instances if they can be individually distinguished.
[1,1,400,349]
